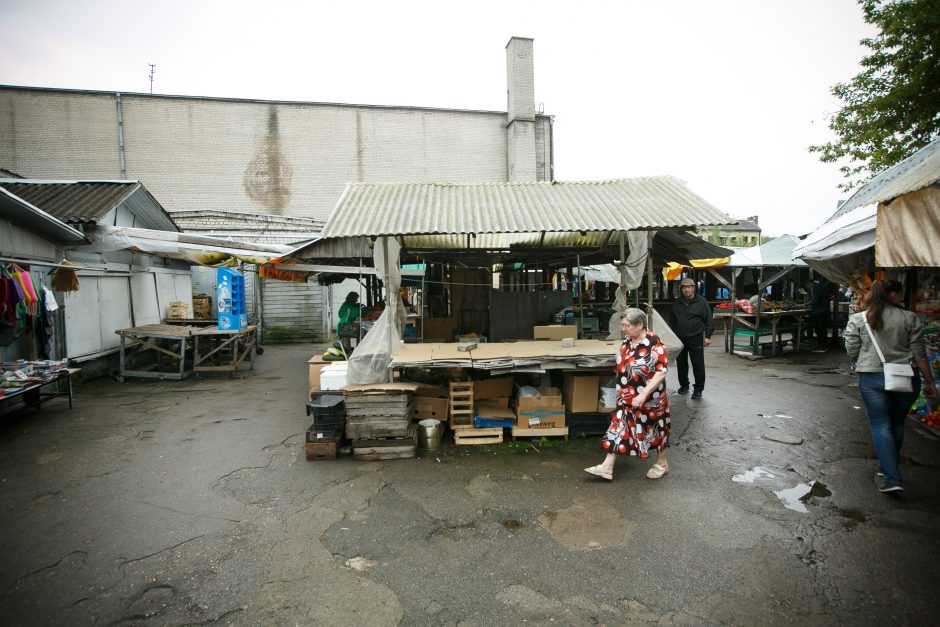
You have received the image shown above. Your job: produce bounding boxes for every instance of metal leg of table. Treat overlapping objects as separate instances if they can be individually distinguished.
[118,337,126,382]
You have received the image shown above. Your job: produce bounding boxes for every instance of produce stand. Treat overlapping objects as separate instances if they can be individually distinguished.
[714,309,808,356]
[192,325,257,376]
[115,324,196,381]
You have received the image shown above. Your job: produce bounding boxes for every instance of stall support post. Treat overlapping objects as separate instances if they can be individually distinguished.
[382,237,393,383]
[576,253,585,338]
[753,267,764,355]
[731,268,742,353]
[646,231,654,332]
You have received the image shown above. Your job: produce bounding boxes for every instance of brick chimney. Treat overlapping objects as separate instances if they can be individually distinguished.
[506,36,536,182]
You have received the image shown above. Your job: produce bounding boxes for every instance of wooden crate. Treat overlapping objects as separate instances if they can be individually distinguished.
[304,440,338,461]
[511,426,569,442]
[454,426,503,446]
[167,301,189,319]
[449,381,474,429]
[352,430,418,461]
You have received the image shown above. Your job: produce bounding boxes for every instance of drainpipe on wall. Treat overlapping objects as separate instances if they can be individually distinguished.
[115,92,127,179]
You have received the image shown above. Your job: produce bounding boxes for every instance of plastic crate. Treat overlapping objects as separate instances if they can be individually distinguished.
[306,395,345,416]
[306,425,340,444]
[217,268,247,331]
[473,416,514,429]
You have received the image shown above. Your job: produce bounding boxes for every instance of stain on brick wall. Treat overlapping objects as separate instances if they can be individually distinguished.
[243,107,293,214]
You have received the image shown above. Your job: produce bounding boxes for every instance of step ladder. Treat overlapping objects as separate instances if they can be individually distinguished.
[449,381,474,429]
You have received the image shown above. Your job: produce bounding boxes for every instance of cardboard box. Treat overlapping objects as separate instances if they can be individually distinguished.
[308,355,328,392]
[414,384,449,398]
[515,386,563,411]
[533,325,577,340]
[413,396,449,421]
[563,374,601,413]
[515,386,566,428]
[473,376,514,406]
[516,407,567,429]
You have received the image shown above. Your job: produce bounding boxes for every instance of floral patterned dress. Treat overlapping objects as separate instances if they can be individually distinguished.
[601,332,670,457]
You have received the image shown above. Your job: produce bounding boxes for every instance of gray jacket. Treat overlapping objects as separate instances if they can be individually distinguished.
[843,307,926,373]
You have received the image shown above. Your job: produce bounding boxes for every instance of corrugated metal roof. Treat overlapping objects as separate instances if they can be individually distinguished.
[0,180,139,223]
[0,179,179,231]
[0,187,86,243]
[320,177,735,238]
[826,137,940,223]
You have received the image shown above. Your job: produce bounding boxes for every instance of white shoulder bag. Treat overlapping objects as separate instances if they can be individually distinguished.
[863,318,914,392]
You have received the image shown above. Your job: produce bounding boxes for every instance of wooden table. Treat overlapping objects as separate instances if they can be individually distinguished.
[162,318,217,327]
[192,325,257,376]
[115,324,197,381]
[0,367,81,412]
[714,309,809,357]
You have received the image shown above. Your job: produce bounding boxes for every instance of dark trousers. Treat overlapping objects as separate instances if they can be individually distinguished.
[811,311,831,347]
[677,334,706,392]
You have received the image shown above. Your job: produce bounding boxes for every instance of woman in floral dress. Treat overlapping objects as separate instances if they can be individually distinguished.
[584,308,671,480]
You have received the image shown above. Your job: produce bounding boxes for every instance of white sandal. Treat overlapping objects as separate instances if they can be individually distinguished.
[646,462,669,479]
[584,465,613,481]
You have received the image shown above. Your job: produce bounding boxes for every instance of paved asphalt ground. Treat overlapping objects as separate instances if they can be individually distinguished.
[1,338,939,626]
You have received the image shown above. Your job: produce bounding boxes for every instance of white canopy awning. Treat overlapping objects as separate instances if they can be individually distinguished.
[77,225,292,266]
[792,204,877,283]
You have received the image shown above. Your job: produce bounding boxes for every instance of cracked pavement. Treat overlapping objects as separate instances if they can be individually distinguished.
[0,341,938,625]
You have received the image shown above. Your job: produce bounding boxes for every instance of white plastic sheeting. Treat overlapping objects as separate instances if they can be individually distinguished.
[346,236,403,385]
[606,231,651,339]
[79,225,291,266]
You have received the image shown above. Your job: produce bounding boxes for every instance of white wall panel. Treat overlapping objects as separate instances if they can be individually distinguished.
[64,275,132,358]
[130,272,159,325]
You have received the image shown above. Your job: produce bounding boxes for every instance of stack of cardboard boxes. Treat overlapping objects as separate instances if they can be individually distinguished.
[473,377,516,428]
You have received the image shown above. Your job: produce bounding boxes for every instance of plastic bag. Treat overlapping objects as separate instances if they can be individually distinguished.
[346,306,401,384]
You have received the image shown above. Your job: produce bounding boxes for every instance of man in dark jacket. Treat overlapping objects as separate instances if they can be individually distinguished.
[670,277,714,400]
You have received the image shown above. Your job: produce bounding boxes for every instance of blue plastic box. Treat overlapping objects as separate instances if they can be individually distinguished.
[217,268,247,331]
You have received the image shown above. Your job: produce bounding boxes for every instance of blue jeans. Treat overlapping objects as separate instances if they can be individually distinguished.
[857,371,921,487]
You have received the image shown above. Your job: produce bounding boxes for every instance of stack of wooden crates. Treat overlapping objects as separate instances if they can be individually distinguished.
[344,383,418,460]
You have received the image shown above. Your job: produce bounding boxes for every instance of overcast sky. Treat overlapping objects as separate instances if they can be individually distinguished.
[0,0,875,237]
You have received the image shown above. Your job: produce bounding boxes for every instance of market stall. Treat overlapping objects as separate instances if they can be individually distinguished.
[794,137,940,431]
[663,235,811,356]
[115,324,196,381]
[284,177,736,454]
[0,361,80,413]
[192,325,257,376]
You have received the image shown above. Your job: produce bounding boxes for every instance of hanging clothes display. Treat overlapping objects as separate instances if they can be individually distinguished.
[0,264,60,357]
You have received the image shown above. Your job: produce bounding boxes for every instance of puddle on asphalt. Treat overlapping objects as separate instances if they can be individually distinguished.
[732,467,776,483]
[774,480,831,513]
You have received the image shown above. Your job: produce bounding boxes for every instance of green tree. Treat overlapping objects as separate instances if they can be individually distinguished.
[809,0,940,191]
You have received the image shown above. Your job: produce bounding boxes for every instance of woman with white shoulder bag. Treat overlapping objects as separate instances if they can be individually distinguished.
[844,279,938,494]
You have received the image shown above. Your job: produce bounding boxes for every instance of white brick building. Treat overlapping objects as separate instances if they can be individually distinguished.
[0,37,553,341]
[0,39,552,220]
